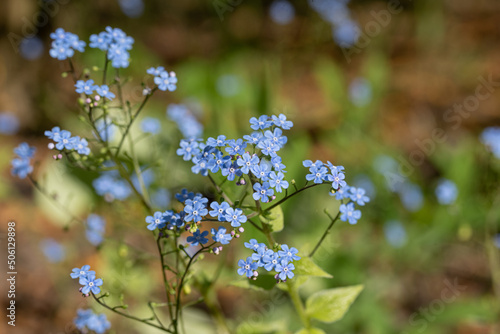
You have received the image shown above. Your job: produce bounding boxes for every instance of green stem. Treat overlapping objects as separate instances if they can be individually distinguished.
[309,210,341,257]
[286,280,311,329]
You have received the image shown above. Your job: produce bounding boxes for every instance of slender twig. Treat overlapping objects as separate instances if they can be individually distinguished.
[309,209,341,257]
[91,293,170,332]
[156,235,175,322]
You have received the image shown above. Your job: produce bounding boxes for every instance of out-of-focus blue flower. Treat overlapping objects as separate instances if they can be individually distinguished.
[435,179,458,205]
[74,309,111,334]
[339,202,361,224]
[14,143,36,159]
[74,137,91,156]
[494,234,500,249]
[152,188,171,208]
[332,19,360,47]
[349,187,370,206]
[89,27,134,68]
[481,127,500,159]
[93,169,132,201]
[398,182,423,212]
[216,74,241,97]
[96,85,115,100]
[0,112,20,135]
[40,239,65,263]
[75,80,97,95]
[384,220,407,248]
[269,0,295,25]
[167,104,203,139]
[349,78,372,107]
[140,117,161,134]
[119,0,144,18]
[19,36,44,60]
[11,142,35,179]
[86,214,106,246]
[95,117,116,142]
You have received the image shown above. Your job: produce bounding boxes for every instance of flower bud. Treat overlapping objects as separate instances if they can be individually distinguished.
[94,95,101,101]
[238,227,244,233]
[85,98,92,104]
[48,143,55,149]
[230,231,236,237]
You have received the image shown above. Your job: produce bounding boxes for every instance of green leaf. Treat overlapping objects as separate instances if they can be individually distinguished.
[293,257,333,278]
[295,328,326,334]
[306,285,364,323]
[261,205,284,232]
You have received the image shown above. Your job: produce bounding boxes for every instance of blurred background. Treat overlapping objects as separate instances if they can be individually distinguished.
[1,0,500,333]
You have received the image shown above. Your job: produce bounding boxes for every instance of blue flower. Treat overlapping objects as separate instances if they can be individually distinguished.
[331,184,350,200]
[14,142,35,159]
[349,187,370,206]
[44,126,61,140]
[211,227,232,245]
[252,247,273,267]
[207,135,227,147]
[269,0,295,25]
[167,104,203,139]
[40,239,65,263]
[145,211,167,231]
[268,171,288,193]
[96,85,116,100]
[49,28,85,60]
[184,202,208,223]
[271,156,287,172]
[264,128,287,147]
[272,114,293,129]
[175,189,195,203]
[53,130,76,150]
[339,202,361,225]
[251,163,271,181]
[209,201,230,221]
[306,166,328,184]
[331,170,347,190]
[80,274,103,294]
[243,132,263,145]
[257,139,279,156]
[237,257,258,278]
[89,32,111,51]
[253,182,274,203]
[277,244,301,262]
[147,66,165,76]
[237,153,259,174]
[108,44,130,68]
[11,158,33,179]
[187,230,209,246]
[191,157,210,176]
[275,260,295,280]
[73,309,111,334]
[244,239,266,251]
[221,161,243,181]
[70,265,96,284]
[302,160,323,168]
[225,139,247,155]
[208,150,231,173]
[86,214,106,246]
[177,139,200,161]
[398,183,423,212]
[75,80,97,95]
[74,137,91,155]
[140,117,161,134]
[224,208,247,227]
[154,71,177,91]
[250,115,272,130]
[435,179,458,205]
[263,251,280,271]
[0,113,19,135]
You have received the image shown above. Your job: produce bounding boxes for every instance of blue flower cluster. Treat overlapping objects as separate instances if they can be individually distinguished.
[167,104,203,139]
[70,265,103,295]
[49,28,85,60]
[147,66,177,92]
[86,214,106,246]
[177,114,293,202]
[11,142,35,179]
[238,240,300,281]
[93,169,132,201]
[74,308,111,334]
[303,160,369,225]
[75,80,116,100]
[308,0,360,47]
[90,27,134,68]
[44,126,91,156]
[481,127,500,159]
[144,189,255,253]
